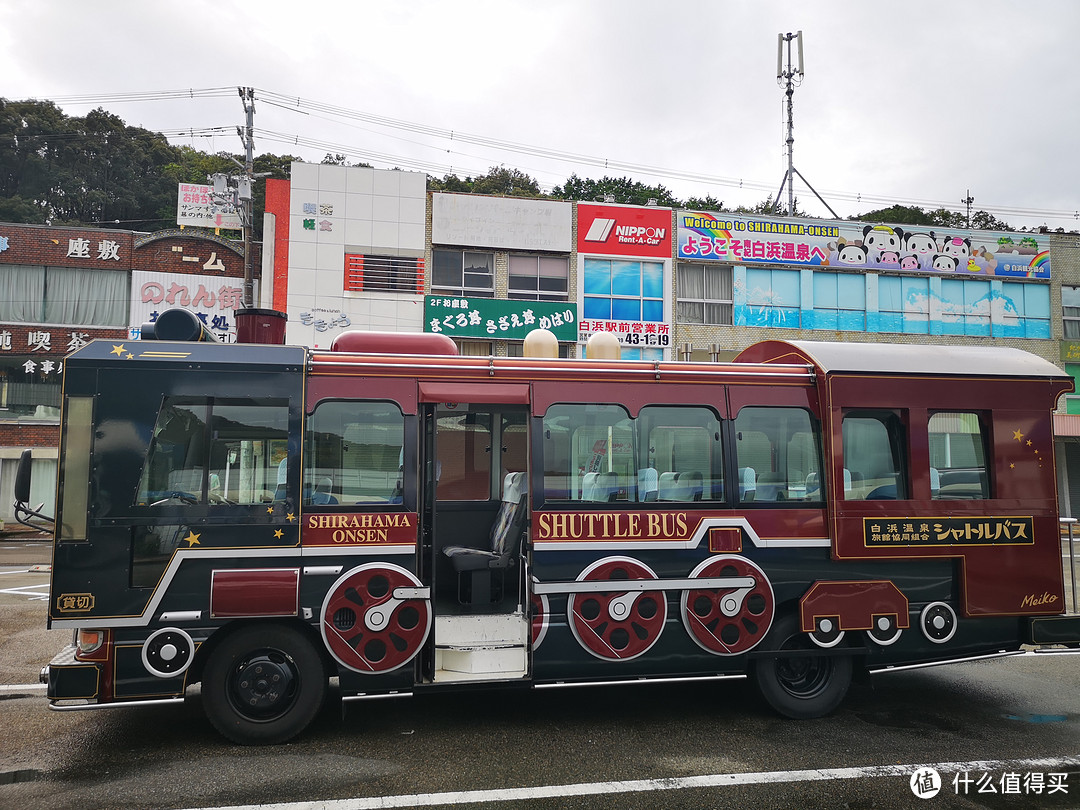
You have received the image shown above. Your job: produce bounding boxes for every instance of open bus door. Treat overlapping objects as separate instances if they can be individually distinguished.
[416,382,532,685]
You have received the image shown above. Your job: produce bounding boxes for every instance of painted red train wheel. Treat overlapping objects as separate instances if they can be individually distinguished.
[680,555,774,655]
[568,556,666,661]
[320,563,431,674]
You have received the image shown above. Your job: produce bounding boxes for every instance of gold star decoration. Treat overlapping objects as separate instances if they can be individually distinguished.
[267,505,275,515]
[183,531,201,547]
[286,512,296,522]
[1027,440,1033,447]
[273,529,284,539]
[110,344,127,357]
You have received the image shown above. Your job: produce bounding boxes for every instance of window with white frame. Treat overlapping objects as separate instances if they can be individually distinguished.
[1064,286,1080,339]
[432,249,494,297]
[676,263,732,325]
[508,255,568,301]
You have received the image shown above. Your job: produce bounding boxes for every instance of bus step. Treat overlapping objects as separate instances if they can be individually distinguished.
[435,612,528,647]
[435,644,527,677]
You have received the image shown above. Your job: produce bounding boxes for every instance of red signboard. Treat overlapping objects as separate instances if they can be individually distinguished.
[577,204,672,258]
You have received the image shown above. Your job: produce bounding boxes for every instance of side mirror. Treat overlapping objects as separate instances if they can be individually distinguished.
[14,448,32,504]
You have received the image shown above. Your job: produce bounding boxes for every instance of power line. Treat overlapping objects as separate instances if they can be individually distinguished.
[13,87,1079,226]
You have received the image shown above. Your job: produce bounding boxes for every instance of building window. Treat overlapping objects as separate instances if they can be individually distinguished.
[506,341,570,358]
[878,276,929,334]
[810,272,865,331]
[1064,286,1080,339]
[676,263,732,325]
[0,264,127,327]
[432,250,494,297]
[456,340,492,356]
[509,255,568,301]
[744,267,800,328]
[940,278,991,337]
[344,254,422,293]
[0,356,62,420]
[583,258,664,323]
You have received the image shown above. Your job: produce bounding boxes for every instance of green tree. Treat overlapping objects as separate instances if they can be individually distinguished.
[860,205,934,225]
[683,194,724,212]
[471,165,541,197]
[734,196,780,216]
[550,174,679,207]
[428,173,474,193]
[969,210,1010,231]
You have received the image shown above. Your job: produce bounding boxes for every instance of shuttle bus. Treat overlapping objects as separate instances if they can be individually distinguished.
[19,310,1080,744]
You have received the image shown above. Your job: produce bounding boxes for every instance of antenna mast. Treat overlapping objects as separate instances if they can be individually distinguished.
[773,32,839,219]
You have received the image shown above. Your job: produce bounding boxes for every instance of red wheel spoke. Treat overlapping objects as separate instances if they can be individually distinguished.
[680,556,774,655]
[568,557,666,661]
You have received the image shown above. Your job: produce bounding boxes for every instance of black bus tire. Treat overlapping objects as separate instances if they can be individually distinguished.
[202,623,327,745]
[753,614,853,720]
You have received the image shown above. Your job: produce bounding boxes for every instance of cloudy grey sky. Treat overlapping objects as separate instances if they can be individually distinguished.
[1,0,1077,230]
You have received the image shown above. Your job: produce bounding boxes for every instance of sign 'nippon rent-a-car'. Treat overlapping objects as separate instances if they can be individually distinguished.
[577,203,672,259]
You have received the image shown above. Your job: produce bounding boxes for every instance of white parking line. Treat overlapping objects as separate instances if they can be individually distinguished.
[0,584,49,600]
[179,755,1080,810]
[0,683,45,693]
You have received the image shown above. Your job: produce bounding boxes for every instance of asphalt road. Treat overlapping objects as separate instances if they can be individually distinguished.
[3,538,1080,809]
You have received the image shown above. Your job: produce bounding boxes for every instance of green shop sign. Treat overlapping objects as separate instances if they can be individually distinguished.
[424,296,578,342]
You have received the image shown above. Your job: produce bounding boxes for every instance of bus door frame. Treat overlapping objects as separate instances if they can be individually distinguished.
[416,382,533,674]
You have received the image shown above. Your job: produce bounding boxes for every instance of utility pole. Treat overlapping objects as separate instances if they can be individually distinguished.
[208,87,258,309]
[773,32,839,220]
[238,87,256,309]
[962,190,974,229]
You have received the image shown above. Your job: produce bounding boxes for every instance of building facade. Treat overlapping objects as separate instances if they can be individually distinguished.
[0,222,259,523]
[3,160,1078,521]
[263,161,1080,513]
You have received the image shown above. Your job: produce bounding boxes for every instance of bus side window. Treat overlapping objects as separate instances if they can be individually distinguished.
[841,410,908,500]
[306,401,405,505]
[640,405,722,502]
[734,407,823,504]
[542,404,633,502]
[138,400,209,505]
[136,398,289,508]
[208,402,290,505]
[929,411,990,499]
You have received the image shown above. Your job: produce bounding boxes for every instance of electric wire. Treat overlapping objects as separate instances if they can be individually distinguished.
[12,87,1079,226]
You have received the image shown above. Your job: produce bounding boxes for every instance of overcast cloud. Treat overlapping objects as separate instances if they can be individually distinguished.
[1,0,1077,230]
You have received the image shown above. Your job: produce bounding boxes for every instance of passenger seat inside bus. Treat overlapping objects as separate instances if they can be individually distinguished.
[637,468,658,501]
[738,467,756,502]
[443,471,528,605]
[582,471,619,502]
[756,472,787,501]
[312,477,338,504]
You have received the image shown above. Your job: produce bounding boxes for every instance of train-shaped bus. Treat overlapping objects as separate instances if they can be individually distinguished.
[20,310,1080,744]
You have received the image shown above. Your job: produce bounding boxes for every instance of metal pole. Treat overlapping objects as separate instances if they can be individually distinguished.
[1071,519,1078,614]
[1063,517,1078,614]
[240,87,256,309]
[784,36,795,217]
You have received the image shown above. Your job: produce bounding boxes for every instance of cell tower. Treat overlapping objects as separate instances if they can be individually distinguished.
[774,31,838,219]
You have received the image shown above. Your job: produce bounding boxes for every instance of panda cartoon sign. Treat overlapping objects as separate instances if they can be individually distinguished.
[676,212,1051,279]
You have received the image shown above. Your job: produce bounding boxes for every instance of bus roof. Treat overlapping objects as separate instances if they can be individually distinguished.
[734,339,1071,381]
